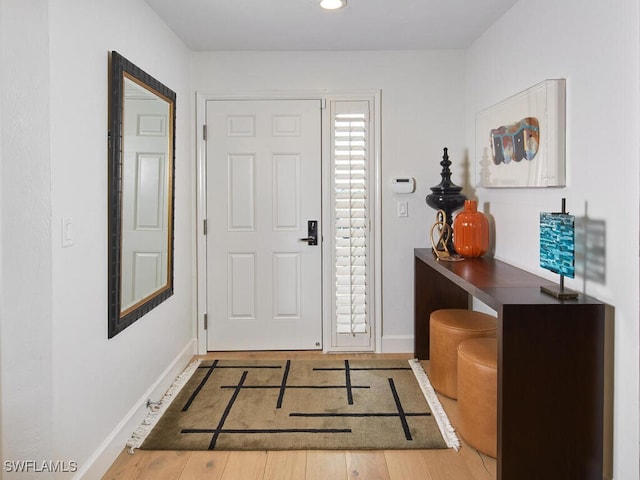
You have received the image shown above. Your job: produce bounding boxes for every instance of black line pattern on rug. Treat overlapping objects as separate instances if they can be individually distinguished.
[220,359,371,409]
[388,378,413,440]
[208,370,248,449]
[290,377,430,441]
[181,368,352,449]
[276,360,291,409]
[181,360,282,412]
[312,360,412,405]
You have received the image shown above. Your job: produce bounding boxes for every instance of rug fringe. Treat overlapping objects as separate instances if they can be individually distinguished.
[408,359,461,451]
[125,359,202,453]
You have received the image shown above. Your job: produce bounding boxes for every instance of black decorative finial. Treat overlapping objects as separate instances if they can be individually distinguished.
[426,148,467,251]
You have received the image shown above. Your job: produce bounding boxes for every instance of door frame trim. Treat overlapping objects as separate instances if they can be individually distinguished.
[195,90,382,354]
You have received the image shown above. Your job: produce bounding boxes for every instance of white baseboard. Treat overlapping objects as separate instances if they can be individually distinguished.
[381,334,414,353]
[75,338,197,480]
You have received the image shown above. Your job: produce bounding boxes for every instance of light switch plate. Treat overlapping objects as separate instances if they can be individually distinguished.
[397,201,408,217]
[62,216,73,247]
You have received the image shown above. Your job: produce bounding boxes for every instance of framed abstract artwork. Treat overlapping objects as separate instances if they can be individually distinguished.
[540,212,575,279]
[476,79,566,188]
[539,198,578,299]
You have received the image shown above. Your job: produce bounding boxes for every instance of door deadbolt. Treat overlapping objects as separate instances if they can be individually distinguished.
[299,220,318,246]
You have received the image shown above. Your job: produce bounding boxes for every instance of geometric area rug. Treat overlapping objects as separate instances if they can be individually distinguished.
[127,359,459,452]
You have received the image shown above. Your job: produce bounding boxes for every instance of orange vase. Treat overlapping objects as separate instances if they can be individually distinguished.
[453,200,489,257]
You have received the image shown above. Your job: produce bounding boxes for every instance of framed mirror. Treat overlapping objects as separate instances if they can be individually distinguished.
[108,51,176,338]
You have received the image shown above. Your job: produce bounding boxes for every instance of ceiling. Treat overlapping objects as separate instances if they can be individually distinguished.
[144,0,519,51]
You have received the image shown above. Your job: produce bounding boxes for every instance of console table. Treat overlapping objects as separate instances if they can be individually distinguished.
[414,248,605,480]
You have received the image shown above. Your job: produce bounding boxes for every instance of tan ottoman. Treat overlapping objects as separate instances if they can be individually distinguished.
[457,337,498,458]
[429,309,496,399]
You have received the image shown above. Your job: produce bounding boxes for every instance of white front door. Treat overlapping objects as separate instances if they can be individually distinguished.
[206,99,323,350]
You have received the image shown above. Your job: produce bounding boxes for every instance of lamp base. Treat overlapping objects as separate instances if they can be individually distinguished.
[540,285,579,300]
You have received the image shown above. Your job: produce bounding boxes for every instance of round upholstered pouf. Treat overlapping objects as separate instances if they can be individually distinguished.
[429,309,496,399]
[457,337,498,458]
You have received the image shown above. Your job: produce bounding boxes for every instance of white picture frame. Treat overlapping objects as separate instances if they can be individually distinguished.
[476,79,566,188]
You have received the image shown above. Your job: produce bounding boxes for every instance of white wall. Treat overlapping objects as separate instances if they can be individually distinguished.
[2,0,194,478]
[192,50,466,352]
[0,1,55,475]
[465,0,640,478]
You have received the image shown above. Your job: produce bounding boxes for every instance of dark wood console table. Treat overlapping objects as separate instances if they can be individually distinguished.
[414,248,605,480]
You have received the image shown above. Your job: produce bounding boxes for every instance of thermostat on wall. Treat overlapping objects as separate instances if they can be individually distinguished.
[391,177,415,194]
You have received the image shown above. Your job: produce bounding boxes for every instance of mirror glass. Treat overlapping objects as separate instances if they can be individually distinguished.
[108,51,176,338]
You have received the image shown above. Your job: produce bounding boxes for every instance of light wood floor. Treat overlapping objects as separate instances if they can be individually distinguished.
[102,352,496,480]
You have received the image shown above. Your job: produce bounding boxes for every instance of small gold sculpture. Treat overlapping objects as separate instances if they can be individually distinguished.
[430,210,463,261]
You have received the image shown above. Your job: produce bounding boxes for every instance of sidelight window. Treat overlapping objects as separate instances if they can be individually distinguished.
[331,101,371,338]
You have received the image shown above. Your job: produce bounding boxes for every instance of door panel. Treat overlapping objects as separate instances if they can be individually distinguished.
[206,99,322,351]
[228,154,256,230]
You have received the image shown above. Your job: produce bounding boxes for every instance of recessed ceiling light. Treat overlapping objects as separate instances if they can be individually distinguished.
[320,0,347,10]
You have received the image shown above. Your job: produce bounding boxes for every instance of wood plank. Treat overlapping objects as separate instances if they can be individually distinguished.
[384,450,433,480]
[306,451,347,480]
[219,451,267,480]
[102,449,151,480]
[263,451,306,480]
[179,451,229,480]
[346,451,390,480]
[461,449,497,480]
[421,449,492,480]
[109,451,190,480]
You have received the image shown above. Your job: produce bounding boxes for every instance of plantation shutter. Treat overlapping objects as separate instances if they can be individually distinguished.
[332,101,370,335]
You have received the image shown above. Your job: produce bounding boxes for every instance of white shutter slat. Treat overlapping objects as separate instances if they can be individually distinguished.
[335,265,366,275]
[336,285,366,295]
[336,258,366,267]
[335,247,367,256]
[335,275,366,284]
[336,304,366,314]
[336,294,366,305]
[336,238,365,248]
[337,323,367,334]
[335,216,367,226]
[336,192,365,200]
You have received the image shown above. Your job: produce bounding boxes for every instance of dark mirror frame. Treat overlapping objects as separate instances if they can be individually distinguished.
[107,51,176,338]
